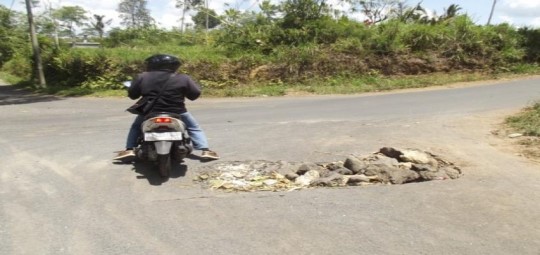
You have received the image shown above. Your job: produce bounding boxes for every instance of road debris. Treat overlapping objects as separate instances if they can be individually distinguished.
[194,147,462,192]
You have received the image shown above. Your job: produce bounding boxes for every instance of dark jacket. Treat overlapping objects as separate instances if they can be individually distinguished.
[128,71,201,114]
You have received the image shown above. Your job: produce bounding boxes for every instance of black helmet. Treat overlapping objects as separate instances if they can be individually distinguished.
[145,54,182,72]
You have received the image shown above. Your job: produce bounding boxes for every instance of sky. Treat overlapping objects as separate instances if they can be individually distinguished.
[1,0,539,30]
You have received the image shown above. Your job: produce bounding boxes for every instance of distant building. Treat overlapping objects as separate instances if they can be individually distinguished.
[71,42,101,48]
[71,35,101,48]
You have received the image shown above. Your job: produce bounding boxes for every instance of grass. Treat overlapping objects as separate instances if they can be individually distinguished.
[202,68,540,97]
[3,66,540,98]
[0,72,127,97]
[506,102,540,136]
[0,72,24,85]
[40,86,127,97]
[98,44,230,63]
[504,101,540,162]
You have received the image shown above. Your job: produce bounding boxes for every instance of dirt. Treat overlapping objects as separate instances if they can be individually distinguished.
[491,127,540,164]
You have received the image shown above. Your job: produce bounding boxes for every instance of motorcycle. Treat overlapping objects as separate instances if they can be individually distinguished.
[122,81,192,177]
[134,112,193,177]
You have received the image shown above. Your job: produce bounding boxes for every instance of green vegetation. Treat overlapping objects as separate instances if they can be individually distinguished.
[506,102,540,136]
[505,101,540,161]
[1,0,540,98]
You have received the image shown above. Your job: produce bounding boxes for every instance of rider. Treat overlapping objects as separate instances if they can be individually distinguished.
[114,54,219,160]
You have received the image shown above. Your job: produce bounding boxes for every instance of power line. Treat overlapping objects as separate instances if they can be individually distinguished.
[5,0,16,19]
[245,0,260,12]
[8,0,16,15]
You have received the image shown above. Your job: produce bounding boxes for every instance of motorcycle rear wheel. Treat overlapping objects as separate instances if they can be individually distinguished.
[157,154,171,177]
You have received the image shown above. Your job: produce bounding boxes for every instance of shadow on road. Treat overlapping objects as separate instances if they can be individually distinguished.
[131,161,188,185]
[0,84,63,105]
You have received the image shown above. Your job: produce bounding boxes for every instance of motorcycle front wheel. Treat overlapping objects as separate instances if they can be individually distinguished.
[157,154,171,177]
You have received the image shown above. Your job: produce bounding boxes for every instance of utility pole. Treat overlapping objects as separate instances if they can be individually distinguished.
[205,0,209,30]
[205,0,209,44]
[487,0,497,25]
[25,0,47,88]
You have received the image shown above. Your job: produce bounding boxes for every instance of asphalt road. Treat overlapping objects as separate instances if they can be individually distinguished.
[1,77,539,254]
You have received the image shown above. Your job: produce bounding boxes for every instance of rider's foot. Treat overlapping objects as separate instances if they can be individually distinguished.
[113,149,135,160]
[201,149,220,160]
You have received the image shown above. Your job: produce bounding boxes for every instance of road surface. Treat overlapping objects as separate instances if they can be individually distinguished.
[1,77,539,254]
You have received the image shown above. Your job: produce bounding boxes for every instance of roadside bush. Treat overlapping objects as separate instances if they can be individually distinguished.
[217,14,369,52]
[0,6,26,66]
[434,16,523,69]
[1,6,537,92]
[45,49,130,88]
[331,37,366,55]
[0,33,26,67]
[368,20,408,54]
[1,53,32,81]
[483,24,524,66]
[39,44,233,89]
[217,22,277,53]
[400,23,444,52]
[519,27,540,63]
[103,28,205,48]
[307,17,370,45]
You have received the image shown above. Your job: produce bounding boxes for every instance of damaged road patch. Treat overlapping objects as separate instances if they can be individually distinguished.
[194,147,462,192]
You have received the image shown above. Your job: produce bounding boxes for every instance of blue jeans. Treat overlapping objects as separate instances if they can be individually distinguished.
[126,112,209,150]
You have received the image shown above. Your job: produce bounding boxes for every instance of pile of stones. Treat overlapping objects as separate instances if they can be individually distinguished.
[194,147,462,192]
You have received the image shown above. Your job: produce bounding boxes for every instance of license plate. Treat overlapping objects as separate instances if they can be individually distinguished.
[144,132,183,141]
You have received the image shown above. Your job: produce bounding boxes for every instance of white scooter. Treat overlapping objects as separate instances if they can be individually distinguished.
[136,112,193,177]
[122,82,192,177]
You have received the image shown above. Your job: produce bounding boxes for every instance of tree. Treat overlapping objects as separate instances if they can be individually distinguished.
[86,14,112,39]
[0,5,23,65]
[280,0,330,29]
[176,0,202,32]
[53,6,88,39]
[0,4,15,29]
[259,0,279,20]
[191,8,220,29]
[221,8,242,26]
[349,0,403,24]
[440,4,462,21]
[395,3,430,24]
[117,0,153,29]
[43,0,60,48]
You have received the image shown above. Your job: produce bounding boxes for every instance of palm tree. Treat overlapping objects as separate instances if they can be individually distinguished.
[396,3,428,24]
[440,4,462,21]
[91,14,112,39]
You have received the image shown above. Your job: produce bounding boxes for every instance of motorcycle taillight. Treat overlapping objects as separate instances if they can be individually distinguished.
[154,117,172,123]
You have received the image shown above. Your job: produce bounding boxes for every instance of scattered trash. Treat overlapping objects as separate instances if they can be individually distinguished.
[508,133,523,138]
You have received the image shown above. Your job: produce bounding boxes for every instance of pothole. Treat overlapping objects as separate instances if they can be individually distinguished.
[194,147,462,192]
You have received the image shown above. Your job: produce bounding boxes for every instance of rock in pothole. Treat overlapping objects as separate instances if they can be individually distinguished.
[194,147,462,192]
